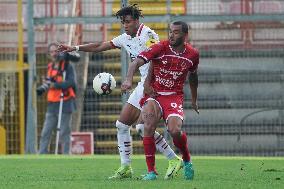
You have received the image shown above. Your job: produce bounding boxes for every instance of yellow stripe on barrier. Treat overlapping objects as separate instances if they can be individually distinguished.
[112,2,185,15]
[0,61,29,73]
[0,125,6,154]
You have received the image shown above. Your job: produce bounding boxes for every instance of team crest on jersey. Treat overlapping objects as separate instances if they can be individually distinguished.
[146,31,158,48]
[180,61,187,70]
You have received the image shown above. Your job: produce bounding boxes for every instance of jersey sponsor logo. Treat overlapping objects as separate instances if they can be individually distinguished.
[160,68,183,80]
[155,75,174,88]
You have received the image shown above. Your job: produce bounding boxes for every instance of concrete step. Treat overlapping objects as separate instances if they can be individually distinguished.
[82,90,283,113]
[94,127,164,136]
[110,23,168,31]
[87,62,284,83]
[80,110,282,129]
[87,75,141,86]
[95,140,142,148]
[84,86,137,99]
[91,131,283,155]
[94,141,144,154]
[183,108,282,126]
[111,0,185,15]
[92,133,284,155]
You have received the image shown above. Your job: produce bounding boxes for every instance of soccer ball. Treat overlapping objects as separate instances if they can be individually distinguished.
[93,72,116,95]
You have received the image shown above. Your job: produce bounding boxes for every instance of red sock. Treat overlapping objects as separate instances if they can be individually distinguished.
[173,132,191,162]
[143,136,156,173]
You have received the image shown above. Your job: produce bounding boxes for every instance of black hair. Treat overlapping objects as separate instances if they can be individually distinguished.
[172,21,189,34]
[115,4,143,20]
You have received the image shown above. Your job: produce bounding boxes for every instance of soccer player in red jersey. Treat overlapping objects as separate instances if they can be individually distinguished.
[121,21,199,180]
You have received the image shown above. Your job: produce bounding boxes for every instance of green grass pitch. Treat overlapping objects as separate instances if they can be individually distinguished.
[0,155,283,189]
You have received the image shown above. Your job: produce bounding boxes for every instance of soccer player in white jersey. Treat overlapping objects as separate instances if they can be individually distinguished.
[58,4,182,179]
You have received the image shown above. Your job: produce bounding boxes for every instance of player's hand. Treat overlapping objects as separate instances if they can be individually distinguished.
[192,102,199,114]
[57,44,74,53]
[121,79,132,93]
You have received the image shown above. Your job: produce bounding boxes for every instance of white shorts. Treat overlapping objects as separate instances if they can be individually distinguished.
[127,82,144,111]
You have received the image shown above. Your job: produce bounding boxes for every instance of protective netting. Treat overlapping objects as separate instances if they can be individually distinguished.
[0,73,16,117]
[0,0,24,154]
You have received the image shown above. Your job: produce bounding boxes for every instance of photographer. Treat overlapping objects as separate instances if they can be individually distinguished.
[38,43,79,154]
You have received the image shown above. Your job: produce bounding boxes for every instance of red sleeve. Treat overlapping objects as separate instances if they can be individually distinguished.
[138,42,164,63]
[189,49,199,73]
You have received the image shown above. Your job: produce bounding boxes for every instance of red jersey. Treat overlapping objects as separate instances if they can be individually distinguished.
[138,40,199,94]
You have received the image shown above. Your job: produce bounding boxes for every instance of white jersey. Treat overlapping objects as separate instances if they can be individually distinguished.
[110,24,159,83]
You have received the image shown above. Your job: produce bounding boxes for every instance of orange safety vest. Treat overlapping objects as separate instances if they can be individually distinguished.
[46,61,76,102]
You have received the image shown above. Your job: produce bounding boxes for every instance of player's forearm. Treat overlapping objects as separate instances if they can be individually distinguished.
[74,42,102,52]
[145,62,153,83]
[190,83,198,103]
[125,58,145,82]
[143,75,151,90]
[189,72,198,103]
[143,62,153,91]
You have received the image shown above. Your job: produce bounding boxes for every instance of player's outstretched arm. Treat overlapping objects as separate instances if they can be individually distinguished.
[189,72,199,114]
[57,41,114,53]
[121,57,145,93]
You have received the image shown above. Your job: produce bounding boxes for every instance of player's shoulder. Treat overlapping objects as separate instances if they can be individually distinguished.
[111,33,129,42]
[158,40,170,48]
[140,24,158,37]
[115,33,129,39]
[185,43,199,56]
[141,24,153,33]
[149,40,168,49]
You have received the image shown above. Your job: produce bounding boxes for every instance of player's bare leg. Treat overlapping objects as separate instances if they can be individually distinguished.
[136,114,176,160]
[136,114,183,179]
[167,116,194,180]
[141,100,161,180]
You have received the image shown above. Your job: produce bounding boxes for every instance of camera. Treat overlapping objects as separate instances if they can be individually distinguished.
[36,77,55,96]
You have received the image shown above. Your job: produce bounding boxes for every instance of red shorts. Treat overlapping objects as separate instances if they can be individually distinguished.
[140,94,184,122]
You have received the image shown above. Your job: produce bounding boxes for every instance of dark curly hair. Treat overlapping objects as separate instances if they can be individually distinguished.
[115,4,143,20]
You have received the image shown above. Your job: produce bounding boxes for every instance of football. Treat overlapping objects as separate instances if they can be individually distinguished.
[92,72,116,95]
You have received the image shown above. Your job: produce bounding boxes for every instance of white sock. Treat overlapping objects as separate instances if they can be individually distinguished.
[116,120,132,166]
[136,124,176,160]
